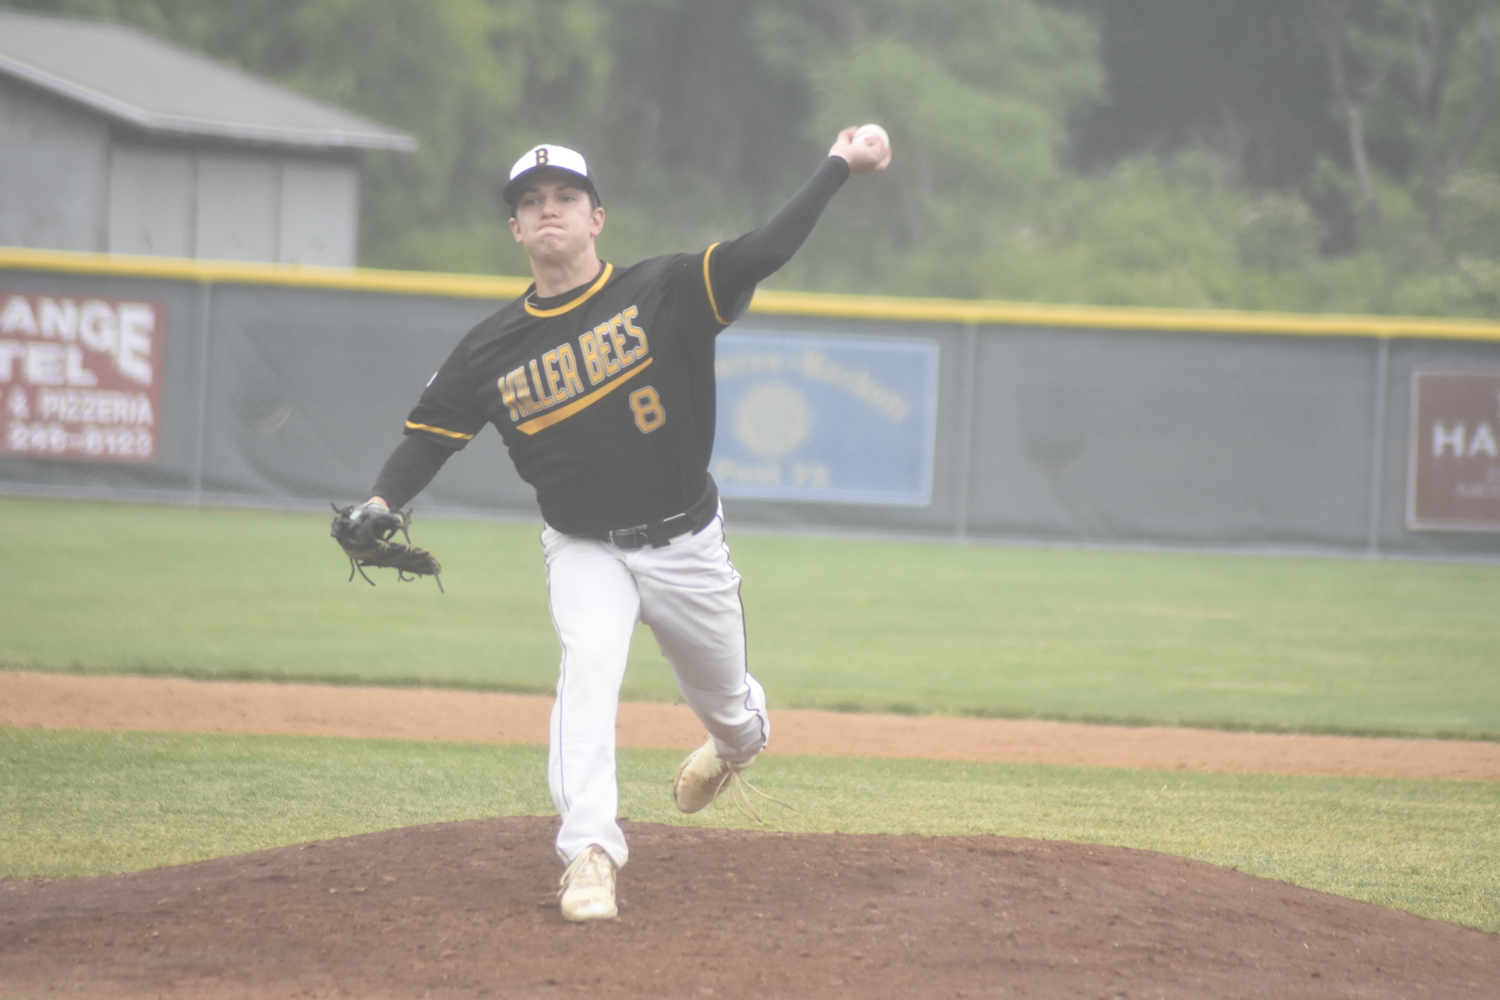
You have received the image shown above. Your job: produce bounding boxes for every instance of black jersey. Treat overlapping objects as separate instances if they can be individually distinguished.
[405,250,734,534]
[374,156,852,533]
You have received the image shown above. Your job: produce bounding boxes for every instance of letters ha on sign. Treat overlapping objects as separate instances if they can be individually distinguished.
[1407,370,1500,530]
[0,293,163,465]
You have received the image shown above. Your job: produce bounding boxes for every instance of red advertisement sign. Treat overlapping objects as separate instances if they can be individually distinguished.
[1407,370,1500,531]
[0,292,163,465]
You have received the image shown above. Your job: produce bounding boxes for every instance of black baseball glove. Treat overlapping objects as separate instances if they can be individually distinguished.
[330,502,444,592]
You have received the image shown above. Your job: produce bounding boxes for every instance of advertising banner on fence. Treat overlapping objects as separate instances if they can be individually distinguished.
[1407,370,1500,530]
[0,291,162,465]
[711,331,939,504]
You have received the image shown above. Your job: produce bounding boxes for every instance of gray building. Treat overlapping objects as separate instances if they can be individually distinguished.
[0,9,415,266]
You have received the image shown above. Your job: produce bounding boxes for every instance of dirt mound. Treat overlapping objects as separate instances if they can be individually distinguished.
[4,816,1496,999]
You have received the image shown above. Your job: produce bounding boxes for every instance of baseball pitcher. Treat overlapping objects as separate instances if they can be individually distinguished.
[338,126,891,920]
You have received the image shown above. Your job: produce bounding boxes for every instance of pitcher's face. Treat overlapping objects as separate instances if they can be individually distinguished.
[508,175,605,267]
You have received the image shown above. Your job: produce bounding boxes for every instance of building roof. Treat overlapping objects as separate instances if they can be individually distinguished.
[0,10,417,152]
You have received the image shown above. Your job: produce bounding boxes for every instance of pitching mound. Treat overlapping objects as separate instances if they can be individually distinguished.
[3,817,1496,999]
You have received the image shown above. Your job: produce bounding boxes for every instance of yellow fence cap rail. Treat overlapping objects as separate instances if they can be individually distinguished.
[0,246,529,300]
[749,288,1500,341]
[5,245,1500,341]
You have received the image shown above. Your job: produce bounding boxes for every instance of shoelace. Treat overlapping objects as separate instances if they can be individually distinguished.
[709,767,794,824]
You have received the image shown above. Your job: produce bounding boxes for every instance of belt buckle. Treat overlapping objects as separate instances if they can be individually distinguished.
[609,524,649,549]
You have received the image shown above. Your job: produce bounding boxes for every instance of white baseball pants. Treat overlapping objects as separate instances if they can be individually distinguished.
[540,507,769,869]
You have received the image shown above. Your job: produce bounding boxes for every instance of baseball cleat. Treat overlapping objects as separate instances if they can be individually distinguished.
[559,844,617,921]
[673,737,789,822]
[673,737,750,813]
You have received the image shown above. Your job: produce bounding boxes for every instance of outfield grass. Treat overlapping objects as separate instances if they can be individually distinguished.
[3,727,1496,933]
[3,495,1498,738]
[4,499,1495,937]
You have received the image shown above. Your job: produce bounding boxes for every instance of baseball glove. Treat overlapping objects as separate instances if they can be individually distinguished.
[330,502,444,592]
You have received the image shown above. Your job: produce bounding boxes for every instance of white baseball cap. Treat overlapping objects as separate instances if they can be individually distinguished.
[503,144,600,206]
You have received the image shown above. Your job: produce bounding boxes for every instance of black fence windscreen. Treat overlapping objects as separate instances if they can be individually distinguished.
[4,260,1499,560]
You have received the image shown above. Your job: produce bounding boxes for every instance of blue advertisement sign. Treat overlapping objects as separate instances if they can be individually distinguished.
[711,331,939,504]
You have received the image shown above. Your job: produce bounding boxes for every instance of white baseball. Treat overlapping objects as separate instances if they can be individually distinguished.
[853,123,889,149]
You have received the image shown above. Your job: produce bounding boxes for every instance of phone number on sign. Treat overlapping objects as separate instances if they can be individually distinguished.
[7,421,154,458]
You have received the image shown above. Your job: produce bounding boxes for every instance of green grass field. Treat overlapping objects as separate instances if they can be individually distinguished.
[3,728,1496,932]
[3,495,1498,737]
[2,495,1498,932]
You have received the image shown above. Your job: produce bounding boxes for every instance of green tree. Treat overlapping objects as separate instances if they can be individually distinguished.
[1318,0,1499,237]
[750,0,1104,295]
[12,0,1500,317]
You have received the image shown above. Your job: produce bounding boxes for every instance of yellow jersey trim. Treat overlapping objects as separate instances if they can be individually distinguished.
[5,246,1500,342]
[405,421,475,441]
[516,356,654,436]
[523,263,614,318]
[702,243,730,325]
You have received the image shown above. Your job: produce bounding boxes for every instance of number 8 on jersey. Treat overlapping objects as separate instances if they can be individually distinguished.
[630,386,665,433]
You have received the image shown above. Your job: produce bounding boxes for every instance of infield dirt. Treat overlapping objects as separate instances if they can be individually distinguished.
[5,671,1500,780]
[4,816,1499,999]
[4,671,1499,998]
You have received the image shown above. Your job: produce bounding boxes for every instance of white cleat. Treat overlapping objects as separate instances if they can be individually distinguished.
[559,844,617,922]
[673,736,758,815]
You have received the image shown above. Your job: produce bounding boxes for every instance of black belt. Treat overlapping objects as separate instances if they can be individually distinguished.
[594,480,719,550]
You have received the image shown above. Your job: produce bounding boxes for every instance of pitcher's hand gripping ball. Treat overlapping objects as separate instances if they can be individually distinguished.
[834,123,891,173]
[853,123,889,150]
[330,502,444,592]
